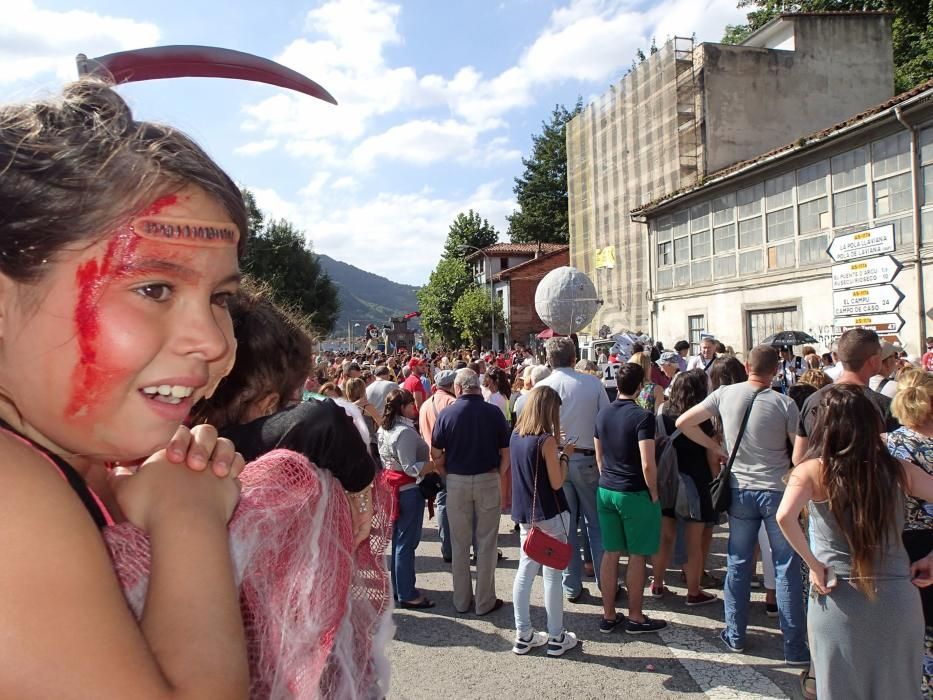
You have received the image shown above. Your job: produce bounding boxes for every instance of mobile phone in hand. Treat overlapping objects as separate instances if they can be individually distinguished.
[824,565,837,589]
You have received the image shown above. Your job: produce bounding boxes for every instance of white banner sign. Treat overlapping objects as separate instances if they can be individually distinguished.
[831,254,901,290]
[827,224,895,262]
[832,285,904,316]
[834,313,905,334]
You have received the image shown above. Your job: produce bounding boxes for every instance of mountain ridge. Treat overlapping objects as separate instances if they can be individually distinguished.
[318,254,421,334]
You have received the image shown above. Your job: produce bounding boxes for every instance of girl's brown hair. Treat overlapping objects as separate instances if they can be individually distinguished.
[809,384,906,598]
[344,377,366,403]
[382,389,414,430]
[799,368,832,389]
[0,79,247,282]
[514,386,561,438]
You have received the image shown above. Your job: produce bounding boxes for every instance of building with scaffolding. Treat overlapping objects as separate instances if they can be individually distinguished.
[567,12,895,338]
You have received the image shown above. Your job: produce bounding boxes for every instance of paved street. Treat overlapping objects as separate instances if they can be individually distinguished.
[388,513,804,699]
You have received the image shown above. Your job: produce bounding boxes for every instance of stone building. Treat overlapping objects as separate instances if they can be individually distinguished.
[567,12,895,335]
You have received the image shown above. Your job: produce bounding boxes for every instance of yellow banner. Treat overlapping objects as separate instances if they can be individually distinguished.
[594,246,616,269]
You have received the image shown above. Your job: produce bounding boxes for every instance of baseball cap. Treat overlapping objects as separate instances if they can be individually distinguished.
[408,357,424,369]
[656,351,680,367]
[435,370,456,388]
[880,341,899,361]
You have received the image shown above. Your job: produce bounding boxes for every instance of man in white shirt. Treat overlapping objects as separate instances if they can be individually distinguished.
[686,337,717,375]
[536,337,610,602]
[868,341,900,399]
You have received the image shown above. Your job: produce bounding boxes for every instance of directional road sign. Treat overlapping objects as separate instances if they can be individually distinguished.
[834,313,905,334]
[831,255,902,290]
[832,285,904,316]
[827,224,895,262]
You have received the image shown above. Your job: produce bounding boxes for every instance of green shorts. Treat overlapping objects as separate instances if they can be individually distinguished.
[597,487,661,556]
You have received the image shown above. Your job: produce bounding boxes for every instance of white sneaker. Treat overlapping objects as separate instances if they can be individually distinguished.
[512,630,547,655]
[546,631,578,657]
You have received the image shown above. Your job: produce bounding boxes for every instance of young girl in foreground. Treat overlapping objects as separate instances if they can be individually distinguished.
[0,79,251,698]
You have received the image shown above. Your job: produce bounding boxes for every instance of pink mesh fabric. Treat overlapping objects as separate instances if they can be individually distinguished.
[103,450,394,699]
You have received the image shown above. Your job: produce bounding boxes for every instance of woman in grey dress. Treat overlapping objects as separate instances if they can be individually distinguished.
[777,384,933,699]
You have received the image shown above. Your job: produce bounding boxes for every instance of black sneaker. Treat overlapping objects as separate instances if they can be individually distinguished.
[598,614,625,634]
[719,628,745,653]
[625,615,668,634]
[765,603,779,618]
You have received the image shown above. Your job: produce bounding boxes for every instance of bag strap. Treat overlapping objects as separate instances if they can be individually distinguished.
[529,434,568,535]
[655,412,682,443]
[720,387,766,484]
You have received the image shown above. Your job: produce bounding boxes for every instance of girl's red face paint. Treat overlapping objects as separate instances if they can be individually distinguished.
[0,188,240,462]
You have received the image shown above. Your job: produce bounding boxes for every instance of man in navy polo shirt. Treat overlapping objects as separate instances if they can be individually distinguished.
[432,368,511,615]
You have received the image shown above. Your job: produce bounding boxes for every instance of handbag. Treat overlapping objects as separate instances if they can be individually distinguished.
[709,387,766,513]
[522,436,572,570]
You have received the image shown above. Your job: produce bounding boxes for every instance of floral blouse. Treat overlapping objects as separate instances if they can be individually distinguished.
[887,426,933,531]
[637,382,659,415]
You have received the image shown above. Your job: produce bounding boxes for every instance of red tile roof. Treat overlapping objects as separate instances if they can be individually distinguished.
[492,245,569,281]
[463,242,567,261]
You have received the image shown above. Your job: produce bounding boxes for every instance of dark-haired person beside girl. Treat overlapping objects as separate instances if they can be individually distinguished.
[654,369,718,606]
[778,385,933,699]
[379,389,437,609]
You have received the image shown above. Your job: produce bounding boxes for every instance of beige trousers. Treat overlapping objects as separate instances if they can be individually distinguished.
[446,471,501,614]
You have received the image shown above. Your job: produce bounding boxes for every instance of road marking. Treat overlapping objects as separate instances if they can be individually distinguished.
[660,612,787,699]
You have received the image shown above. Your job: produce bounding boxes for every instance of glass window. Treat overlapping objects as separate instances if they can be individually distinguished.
[714,223,736,253]
[714,254,736,279]
[690,202,710,233]
[874,172,912,217]
[739,250,763,275]
[797,160,829,201]
[692,259,712,283]
[925,164,933,206]
[658,241,672,266]
[688,315,706,355]
[921,127,933,165]
[872,131,911,179]
[657,268,673,290]
[674,236,689,264]
[799,234,828,266]
[672,210,689,237]
[799,197,829,235]
[833,185,868,227]
[737,183,764,219]
[768,241,795,270]
[712,193,736,226]
[656,216,672,243]
[739,217,763,248]
[765,172,794,210]
[924,209,933,245]
[691,231,711,259]
[878,215,914,248]
[832,147,868,191]
[766,207,794,242]
[674,264,690,287]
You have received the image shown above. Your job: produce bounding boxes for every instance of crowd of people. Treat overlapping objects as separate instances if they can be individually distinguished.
[3,77,933,700]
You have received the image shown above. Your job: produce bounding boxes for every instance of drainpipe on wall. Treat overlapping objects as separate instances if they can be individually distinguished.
[894,105,927,352]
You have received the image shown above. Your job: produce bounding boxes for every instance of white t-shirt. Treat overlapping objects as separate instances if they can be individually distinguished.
[869,374,898,399]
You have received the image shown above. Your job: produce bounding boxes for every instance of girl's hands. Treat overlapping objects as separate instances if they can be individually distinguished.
[346,485,373,548]
[808,561,836,596]
[165,424,239,477]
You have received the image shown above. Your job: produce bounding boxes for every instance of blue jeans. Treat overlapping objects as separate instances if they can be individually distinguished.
[391,487,425,602]
[724,488,809,663]
[513,512,571,639]
[561,455,603,597]
[435,485,451,560]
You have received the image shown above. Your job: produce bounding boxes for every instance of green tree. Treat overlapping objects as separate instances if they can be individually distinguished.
[442,209,500,260]
[721,1,933,92]
[507,100,583,245]
[416,256,475,346]
[240,189,340,334]
[451,285,504,348]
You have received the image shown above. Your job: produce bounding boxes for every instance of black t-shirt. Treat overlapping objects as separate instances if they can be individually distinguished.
[221,398,376,492]
[594,399,655,493]
[661,414,714,478]
[797,382,899,439]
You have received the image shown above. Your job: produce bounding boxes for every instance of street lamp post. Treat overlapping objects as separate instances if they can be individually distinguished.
[460,244,496,351]
[347,320,367,352]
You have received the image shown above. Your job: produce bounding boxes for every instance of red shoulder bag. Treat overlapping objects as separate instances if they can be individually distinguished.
[522,437,571,570]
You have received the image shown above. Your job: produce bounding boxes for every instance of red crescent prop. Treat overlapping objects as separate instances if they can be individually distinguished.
[76,45,337,105]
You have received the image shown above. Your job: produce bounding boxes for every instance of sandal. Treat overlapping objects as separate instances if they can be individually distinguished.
[399,597,435,610]
[799,667,816,700]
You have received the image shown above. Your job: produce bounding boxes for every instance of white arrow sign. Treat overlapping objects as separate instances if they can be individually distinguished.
[827,224,895,262]
[834,313,905,334]
[833,285,904,316]
[831,255,902,290]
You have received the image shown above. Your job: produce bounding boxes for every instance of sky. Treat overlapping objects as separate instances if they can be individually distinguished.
[0,0,747,285]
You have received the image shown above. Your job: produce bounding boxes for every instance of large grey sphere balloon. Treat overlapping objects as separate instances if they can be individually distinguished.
[534,266,600,335]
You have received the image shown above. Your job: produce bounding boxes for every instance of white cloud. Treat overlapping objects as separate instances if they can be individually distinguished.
[245,181,515,285]
[0,0,160,85]
[332,175,359,191]
[233,139,278,156]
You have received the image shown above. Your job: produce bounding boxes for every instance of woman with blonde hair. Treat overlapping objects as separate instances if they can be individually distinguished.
[798,368,832,390]
[630,351,664,414]
[888,367,933,696]
[509,386,577,657]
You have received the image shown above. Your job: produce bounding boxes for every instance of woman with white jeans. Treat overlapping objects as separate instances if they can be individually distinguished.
[509,386,578,657]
